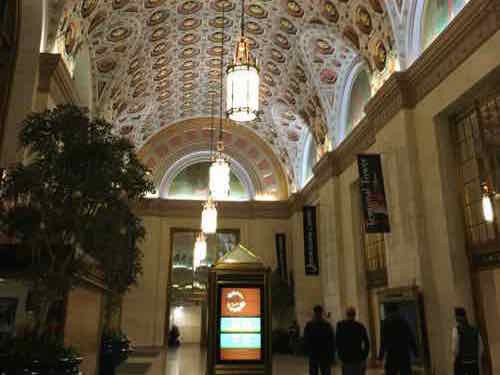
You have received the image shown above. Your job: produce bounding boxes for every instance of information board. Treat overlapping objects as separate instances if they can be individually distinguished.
[218,287,262,362]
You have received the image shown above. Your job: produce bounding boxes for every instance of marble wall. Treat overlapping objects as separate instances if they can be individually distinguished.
[314,27,500,375]
[120,213,320,347]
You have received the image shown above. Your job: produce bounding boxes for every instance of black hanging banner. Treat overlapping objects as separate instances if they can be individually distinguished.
[357,154,391,233]
[303,206,319,275]
[275,233,288,281]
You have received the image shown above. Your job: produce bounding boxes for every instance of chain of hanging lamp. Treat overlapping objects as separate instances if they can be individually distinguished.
[208,1,231,201]
[201,95,218,235]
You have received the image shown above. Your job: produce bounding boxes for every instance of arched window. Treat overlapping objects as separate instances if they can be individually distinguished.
[301,133,316,188]
[421,0,466,51]
[346,69,371,135]
[72,44,93,110]
[167,162,249,201]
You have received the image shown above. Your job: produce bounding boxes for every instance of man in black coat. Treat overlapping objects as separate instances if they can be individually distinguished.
[378,304,417,375]
[336,307,370,375]
[453,307,483,375]
[304,305,335,375]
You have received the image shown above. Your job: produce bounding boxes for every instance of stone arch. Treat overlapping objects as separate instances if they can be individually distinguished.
[137,118,289,200]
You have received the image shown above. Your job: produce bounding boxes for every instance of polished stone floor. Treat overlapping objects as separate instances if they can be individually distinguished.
[165,344,384,375]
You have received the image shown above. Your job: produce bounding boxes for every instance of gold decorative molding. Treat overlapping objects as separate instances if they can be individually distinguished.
[38,53,81,105]
[134,198,291,220]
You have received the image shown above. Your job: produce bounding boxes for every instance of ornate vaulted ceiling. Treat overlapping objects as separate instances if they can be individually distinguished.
[52,0,399,192]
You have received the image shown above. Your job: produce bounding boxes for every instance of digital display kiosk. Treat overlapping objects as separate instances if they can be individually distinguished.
[218,286,263,362]
[207,244,272,375]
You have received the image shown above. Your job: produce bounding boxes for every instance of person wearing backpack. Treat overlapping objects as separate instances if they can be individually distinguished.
[453,307,483,375]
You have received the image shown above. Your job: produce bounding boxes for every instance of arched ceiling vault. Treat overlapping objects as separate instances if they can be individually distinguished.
[52,0,400,191]
[137,118,289,199]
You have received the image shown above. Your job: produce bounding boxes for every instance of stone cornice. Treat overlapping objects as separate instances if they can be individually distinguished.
[364,72,412,132]
[294,0,500,209]
[134,198,291,220]
[38,53,81,105]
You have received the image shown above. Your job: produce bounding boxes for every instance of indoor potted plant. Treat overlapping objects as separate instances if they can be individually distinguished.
[99,328,131,375]
[0,105,154,373]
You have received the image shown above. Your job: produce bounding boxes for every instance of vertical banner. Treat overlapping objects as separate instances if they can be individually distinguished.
[357,154,391,233]
[303,206,319,275]
[275,233,288,281]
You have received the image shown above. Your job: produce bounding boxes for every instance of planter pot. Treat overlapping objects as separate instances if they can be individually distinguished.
[99,338,131,375]
[0,356,82,375]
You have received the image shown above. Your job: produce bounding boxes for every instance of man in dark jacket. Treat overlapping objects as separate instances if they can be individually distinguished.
[453,307,483,375]
[378,304,417,375]
[336,307,370,375]
[304,305,335,375]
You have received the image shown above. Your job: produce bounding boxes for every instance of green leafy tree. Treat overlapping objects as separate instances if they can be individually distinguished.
[0,105,154,337]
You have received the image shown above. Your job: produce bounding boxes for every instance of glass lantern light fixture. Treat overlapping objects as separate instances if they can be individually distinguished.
[201,196,217,234]
[209,143,231,200]
[482,184,494,223]
[193,232,207,271]
[226,0,259,122]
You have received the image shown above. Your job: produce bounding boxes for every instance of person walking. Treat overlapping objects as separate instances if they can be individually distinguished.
[453,307,483,375]
[378,304,417,375]
[336,307,370,375]
[288,320,300,355]
[304,305,336,375]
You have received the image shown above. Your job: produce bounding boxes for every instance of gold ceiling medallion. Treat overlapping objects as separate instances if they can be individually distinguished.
[287,1,304,17]
[81,0,99,18]
[373,40,387,71]
[356,6,373,35]
[322,1,339,23]
[147,10,168,26]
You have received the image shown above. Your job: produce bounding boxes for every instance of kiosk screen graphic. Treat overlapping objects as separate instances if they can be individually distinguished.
[218,287,262,361]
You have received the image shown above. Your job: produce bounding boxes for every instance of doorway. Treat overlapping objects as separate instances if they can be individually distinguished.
[166,229,240,347]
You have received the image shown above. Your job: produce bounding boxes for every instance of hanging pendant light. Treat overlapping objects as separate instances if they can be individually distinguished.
[193,232,207,271]
[482,184,494,223]
[226,0,259,122]
[201,196,217,234]
[209,143,230,200]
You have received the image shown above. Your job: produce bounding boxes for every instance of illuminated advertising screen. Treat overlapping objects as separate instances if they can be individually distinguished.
[218,287,263,362]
